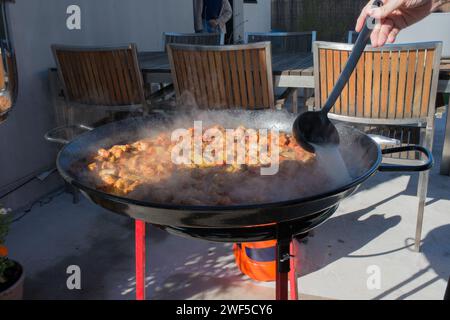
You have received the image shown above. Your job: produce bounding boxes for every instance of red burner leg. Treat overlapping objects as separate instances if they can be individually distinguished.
[289,241,298,300]
[135,219,146,300]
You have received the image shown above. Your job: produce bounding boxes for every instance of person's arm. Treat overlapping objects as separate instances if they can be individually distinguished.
[216,0,233,26]
[356,0,448,47]
[193,0,204,33]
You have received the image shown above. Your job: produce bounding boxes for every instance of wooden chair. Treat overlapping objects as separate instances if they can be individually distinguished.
[47,43,148,143]
[164,32,225,48]
[312,41,443,251]
[46,44,149,202]
[159,33,225,99]
[245,31,317,54]
[168,42,297,110]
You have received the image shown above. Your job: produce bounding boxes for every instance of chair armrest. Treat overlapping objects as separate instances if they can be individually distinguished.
[45,124,93,145]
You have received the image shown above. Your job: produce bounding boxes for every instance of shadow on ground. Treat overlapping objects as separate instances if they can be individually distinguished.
[370,224,450,300]
[23,212,135,299]
[23,206,250,300]
[294,195,449,300]
[295,195,402,277]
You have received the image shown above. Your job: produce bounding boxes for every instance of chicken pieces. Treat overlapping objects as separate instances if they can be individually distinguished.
[85,125,316,205]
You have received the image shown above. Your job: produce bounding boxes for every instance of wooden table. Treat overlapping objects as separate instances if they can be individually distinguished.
[138,51,315,88]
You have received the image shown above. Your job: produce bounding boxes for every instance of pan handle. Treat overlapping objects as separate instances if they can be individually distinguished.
[45,124,93,145]
[378,146,433,172]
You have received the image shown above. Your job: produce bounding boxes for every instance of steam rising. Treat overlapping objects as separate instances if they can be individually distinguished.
[67,100,369,206]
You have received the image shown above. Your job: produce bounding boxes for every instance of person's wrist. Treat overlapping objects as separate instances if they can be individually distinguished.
[432,0,450,10]
[404,0,444,10]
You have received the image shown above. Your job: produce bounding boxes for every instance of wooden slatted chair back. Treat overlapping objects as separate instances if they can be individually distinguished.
[52,44,146,107]
[314,41,442,124]
[168,42,275,109]
[313,41,442,159]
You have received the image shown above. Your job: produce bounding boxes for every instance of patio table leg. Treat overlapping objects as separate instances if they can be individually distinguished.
[135,219,146,300]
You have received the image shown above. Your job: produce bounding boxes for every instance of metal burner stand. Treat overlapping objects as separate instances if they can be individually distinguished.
[133,205,338,300]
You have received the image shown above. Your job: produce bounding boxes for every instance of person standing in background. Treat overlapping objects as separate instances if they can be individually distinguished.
[194,0,232,34]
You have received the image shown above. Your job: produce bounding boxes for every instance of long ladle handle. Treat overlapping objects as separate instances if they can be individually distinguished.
[322,0,383,114]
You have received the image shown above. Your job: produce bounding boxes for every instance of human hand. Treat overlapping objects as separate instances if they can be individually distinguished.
[355,0,435,47]
[208,19,219,28]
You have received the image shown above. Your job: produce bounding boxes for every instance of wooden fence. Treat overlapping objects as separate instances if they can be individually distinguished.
[271,0,368,42]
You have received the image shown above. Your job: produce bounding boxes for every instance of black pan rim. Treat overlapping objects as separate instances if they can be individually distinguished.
[56,115,383,212]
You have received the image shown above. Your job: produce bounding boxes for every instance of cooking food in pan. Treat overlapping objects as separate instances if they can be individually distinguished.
[80,124,350,206]
[58,110,432,229]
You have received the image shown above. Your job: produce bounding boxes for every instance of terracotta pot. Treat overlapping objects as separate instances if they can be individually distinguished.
[0,261,24,300]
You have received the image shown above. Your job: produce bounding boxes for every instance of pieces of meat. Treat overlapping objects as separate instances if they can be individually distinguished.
[85,126,316,205]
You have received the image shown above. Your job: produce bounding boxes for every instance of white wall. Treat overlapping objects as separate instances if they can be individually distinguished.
[243,0,271,33]
[0,0,194,210]
[233,0,245,43]
[395,13,450,58]
[233,0,272,43]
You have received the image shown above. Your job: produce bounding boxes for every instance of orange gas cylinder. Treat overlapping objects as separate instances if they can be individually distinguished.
[233,240,277,282]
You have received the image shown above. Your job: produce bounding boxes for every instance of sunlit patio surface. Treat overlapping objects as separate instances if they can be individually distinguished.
[6,115,450,300]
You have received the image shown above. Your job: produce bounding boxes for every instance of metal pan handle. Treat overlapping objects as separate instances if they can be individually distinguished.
[378,146,433,172]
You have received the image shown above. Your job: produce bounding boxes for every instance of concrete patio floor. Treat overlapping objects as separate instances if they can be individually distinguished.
[6,115,450,300]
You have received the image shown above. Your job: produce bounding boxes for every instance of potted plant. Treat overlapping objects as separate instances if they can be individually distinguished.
[0,205,24,300]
